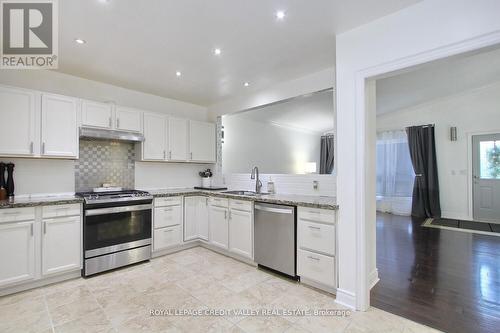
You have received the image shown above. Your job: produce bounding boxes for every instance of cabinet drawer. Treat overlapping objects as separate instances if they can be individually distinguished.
[297,249,335,287]
[154,205,182,229]
[209,197,229,208]
[155,196,182,207]
[229,199,252,212]
[0,207,36,223]
[154,225,181,251]
[42,204,81,218]
[298,207,336,225]
[298,220,335,256]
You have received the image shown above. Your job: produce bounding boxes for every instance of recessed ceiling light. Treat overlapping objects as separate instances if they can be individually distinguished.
[244,82,250,87]
[276,10,285,20]
[98,0,110,3]
[74,38,86,44]
[176,71,182,77]
[214,48,222,56]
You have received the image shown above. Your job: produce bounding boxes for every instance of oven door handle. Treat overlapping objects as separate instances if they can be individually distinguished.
[85,204,152,216]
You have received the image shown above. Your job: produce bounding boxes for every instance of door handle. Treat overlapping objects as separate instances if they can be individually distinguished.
[108,117,112,128]
[42,142,46,154]
[30,142,34,154]
[308,256,320,261]
[116,118,120,128]
[169,151,172,159]
[43,221,47,234]
[308,226,321,230]
[30,224,33,236]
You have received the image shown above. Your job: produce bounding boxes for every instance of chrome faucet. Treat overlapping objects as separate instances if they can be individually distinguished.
[250,166,262,193]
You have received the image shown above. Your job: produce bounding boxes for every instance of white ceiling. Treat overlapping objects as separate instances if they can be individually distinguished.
[376,46,500,115]
[58,0,420,106]
[230,89,334,133]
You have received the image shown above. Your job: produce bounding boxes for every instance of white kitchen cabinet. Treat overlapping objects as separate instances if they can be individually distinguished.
[168,117,188,161]
[42,215,81,276]
[154,225,181,251]
[41,94,79,158]
[0,86,37,157]
[183,196,209,242]
[0,220,35,287]
[228,208,253,259]
[209,205,229,249]
[143,113,167,160]
[116,106,143,132]
[154,205,182,229]
[82,100,114,129]
[184,196,198,241]
[189,120,216,163]
[296,206,336,291]
[197,197,209,241]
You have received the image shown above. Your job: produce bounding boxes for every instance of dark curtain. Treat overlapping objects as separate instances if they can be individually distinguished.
[406,125,441,218]
[320,135,334,174]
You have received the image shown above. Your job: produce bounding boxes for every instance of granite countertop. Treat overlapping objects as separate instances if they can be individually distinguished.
[146,188,338,210]
[0,195,83,209]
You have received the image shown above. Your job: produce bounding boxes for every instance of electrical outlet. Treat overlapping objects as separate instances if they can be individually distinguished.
[313,180,319,190]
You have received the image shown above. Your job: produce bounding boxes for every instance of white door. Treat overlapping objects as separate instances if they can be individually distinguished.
[168,118,188,161]
[209,205,228,249]
[0,86,37,156]
[184,196,198,241]
[42,216,81,276]
[0,221,35,286]
[116,106,143,132]
[229,209,253,259]
[473,133,500,222]
[189,121,216,162]
[81,101,113,129]
[41,94,79,158]
[143,113,167,160]
[197,197,209,241]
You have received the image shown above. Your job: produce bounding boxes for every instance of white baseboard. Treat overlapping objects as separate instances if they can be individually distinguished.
[441,211,472,221]
[368,268,380,289]
[0,270,81,297]
[335,288,356,310]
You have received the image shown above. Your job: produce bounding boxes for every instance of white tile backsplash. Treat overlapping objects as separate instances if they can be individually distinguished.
[225,173,336,196]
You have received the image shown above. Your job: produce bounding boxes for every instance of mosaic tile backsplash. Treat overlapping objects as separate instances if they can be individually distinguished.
[75,139,135,192]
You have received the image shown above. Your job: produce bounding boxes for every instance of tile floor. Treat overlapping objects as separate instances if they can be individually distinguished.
[0,246,440,333]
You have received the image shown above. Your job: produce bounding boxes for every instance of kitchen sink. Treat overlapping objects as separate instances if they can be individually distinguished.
[221,190,269,196]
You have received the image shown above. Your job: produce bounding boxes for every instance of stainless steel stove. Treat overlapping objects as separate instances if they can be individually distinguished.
[77,189,153,276]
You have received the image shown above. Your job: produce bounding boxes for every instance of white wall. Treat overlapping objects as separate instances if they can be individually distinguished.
[0,158,75,196]
[0,70,210,194]
[377,81,500,220]
[222,116,321,174]
[336,0,500,310]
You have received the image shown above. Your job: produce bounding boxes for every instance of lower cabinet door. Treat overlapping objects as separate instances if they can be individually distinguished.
[42,216,81,276]
[0,221,35,287]
[209,206,228,249]
[229,209,253,259]
[297,249,335,287]
[154,225,181,251]
[184,197,198,242]
[197,197,209,241]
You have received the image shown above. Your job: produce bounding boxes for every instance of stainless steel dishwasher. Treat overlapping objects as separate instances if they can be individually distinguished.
[254,202,297,278]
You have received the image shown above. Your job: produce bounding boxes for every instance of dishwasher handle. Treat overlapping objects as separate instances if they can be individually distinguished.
[255,204,294,214]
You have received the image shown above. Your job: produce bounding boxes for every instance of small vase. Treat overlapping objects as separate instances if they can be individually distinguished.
[202,177,211,188]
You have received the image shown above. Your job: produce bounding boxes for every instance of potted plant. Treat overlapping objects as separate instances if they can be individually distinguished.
[199,169,213,188]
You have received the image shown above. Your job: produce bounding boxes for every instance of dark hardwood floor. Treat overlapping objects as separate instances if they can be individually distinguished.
[371,213,500,333]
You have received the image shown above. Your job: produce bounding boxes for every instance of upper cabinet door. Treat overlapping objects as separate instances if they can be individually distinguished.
[168,118,188,161]
[0,86,37,157]
[143,113,167,160]
[116,106,143,133]
[81,101,113,129]
[41,94,79,158]
[189,120,216,163]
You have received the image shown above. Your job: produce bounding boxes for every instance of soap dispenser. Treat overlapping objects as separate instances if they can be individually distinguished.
[267,176,275,194]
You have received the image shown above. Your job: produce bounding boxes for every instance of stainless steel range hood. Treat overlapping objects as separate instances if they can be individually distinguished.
[79,127,145,142]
